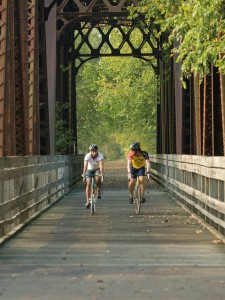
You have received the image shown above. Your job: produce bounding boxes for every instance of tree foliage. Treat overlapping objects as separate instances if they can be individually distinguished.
[55,102,74,154]
[128,0,225,79]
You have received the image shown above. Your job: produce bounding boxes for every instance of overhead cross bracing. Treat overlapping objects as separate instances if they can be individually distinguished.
[47,0,225,156]
[53,0,161,154]
[54,0,160,73]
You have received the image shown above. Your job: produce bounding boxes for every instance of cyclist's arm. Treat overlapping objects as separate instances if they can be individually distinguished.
[127,158,132,174]
[145,159,151,174]
[82,160,88,176]
[99,159,104,176]
[142,151,150,174]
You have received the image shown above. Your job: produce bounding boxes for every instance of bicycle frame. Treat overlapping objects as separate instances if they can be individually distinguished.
[85,174,103,215]
[133,174,149,215]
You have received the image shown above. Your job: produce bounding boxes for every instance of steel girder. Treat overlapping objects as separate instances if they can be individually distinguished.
[159,60,225,155]
[39,1,50,154]
[156,31,225,156]
[52,0,161,154]
[201,68,224,155]
[0,0,7,156]
[0,0,49,156]
[48,0,225,156]
[191,69,224,156]
[0,1,222,157]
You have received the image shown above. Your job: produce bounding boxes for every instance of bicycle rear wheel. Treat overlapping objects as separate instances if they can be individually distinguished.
[134,185,141,215]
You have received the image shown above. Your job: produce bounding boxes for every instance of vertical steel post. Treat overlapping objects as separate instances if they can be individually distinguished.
[0,0,7,156]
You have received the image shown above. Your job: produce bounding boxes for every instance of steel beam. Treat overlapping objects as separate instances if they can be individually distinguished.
[0,0,7,156]
[0,1,49,156]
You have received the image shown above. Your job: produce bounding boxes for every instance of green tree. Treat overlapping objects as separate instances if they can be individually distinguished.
[128,0,225,79]
[55,102,74,154]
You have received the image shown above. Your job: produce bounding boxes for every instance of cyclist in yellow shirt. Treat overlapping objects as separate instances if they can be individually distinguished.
[127,142,150,204]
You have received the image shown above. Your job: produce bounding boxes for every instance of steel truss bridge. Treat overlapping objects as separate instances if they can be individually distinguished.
[0,0,224,157]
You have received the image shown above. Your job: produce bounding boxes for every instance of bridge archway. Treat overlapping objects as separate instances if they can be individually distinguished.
[46,0,225,156]
[47,0,162,154]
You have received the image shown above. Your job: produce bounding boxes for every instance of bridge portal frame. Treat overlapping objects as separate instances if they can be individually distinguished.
[51,0,161,154]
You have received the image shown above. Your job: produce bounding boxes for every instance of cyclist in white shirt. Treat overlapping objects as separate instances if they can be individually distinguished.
[82,144,104,209]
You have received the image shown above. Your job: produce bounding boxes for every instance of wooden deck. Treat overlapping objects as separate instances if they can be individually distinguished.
[1,179,225,299]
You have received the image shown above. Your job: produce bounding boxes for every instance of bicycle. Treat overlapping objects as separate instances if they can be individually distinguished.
[133,174,149,215]
[84,174,103,215]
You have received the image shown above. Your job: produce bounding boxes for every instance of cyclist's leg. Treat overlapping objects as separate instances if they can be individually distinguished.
[137,167,146,202]
[129,168,137,203]
[85,177,91,200]
[94,169,102,198]
[128,178,136,195]
[85,177,91,208]
[85,170,95,208]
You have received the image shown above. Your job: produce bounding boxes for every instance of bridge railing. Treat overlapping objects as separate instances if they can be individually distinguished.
[151,154,225,236]
[0,155,84,243]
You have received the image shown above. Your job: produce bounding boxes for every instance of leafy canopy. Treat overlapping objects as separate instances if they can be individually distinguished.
[128,0,225,79]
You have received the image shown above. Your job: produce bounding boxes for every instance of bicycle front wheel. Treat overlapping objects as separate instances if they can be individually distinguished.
[134,186,141,215]
[90,189,95,215]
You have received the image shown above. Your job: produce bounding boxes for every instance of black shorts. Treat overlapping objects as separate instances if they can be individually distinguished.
[130,166,145,179]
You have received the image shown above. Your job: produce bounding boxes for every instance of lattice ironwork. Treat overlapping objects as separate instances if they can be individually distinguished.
[55,0,160,72]
[53,0,225,156]
[51,0,161,153]
[71,21,159,74]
